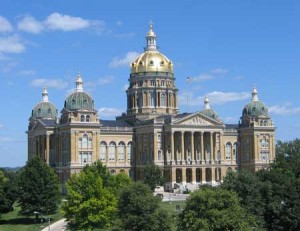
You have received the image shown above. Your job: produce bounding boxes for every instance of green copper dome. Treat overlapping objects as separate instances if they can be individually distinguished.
[242,87,268,117]
[32,102,57,119]
[64,75,94,111]
[31,87,57,119]
[200,96,220,120]
[64,91,94,110]
[200,108,220,120]
[243,101,268,117]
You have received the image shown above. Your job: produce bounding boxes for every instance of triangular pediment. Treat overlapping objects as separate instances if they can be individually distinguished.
[173,112,223,126]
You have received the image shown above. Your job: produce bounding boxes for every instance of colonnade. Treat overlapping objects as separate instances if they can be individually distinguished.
[166,130,223,164]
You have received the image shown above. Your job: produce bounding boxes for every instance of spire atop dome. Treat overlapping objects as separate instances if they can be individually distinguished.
[204,96,211,109]
[252,86,259,102]
[42,86,49,102]
[145,21,157,51]
[76,74,83,92]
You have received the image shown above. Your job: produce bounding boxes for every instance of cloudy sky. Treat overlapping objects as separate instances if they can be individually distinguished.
[1,0,300,167]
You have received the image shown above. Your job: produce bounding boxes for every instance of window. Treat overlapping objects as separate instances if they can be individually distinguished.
[149,60,154,65]
[118,142,125,161]
[86,115,90,122]
[100,141,106,161]
[81,115,85,122]
[226,142,232,160]
[187,149,191,161]
[167,147,171,161]
[157,134,161,142]
[158,150,162,161]
[233,143,237,160]
[196,144,201,160]
[161,80,165,86]
[261,151,269,160]
[150,92,155,107]
[150,80,155,86]
[109,142,116,161]
[79,152,92,165]
[161,93,166,107]
[177,148,181,161]
[127,142,133,161]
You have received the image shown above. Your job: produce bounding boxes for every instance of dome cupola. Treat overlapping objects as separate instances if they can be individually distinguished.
[200,96,220,120]
[242,87,268,117]
[130,23,174,74]
[31,87,57,119]
[64,74,94,111]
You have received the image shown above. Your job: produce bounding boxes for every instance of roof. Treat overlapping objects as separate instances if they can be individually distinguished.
[100,120,133,128]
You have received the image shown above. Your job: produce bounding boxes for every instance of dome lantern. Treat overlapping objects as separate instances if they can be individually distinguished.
[76,74,84,92]
[145,21,157,51]
[204,96,210,109]
[42,86,49,102]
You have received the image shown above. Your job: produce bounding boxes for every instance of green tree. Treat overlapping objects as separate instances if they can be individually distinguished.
[18,157,60,214]
[62,161,131,230]
[177,187,255,231]
[221,169,265,228]
[0,169,18,214]
[143,164,164,191]
[118,181,171,231]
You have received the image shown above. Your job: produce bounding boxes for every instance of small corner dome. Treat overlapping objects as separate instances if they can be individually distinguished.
[200,108,220,120]
[31,87,57,119]
[32,102,57,119]
[242,87,269,117]
[200,96,220,120]
[64,74,94,111]
[243,101,268,117]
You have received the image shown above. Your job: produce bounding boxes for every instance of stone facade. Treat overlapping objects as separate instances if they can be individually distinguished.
[27,24,276,192]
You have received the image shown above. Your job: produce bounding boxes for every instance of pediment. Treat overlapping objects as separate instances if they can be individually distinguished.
[173,112,223,126]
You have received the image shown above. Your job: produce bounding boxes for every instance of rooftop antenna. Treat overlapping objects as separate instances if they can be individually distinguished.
[186,77,192,112]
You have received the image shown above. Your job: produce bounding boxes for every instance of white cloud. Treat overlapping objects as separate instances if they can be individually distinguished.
[116,21,123,26]
[0,124,3,129]
[98,108,123,118]
[109,51,140,68]
[205,91,250,105]
[17,69,36,76]
[1,61,18,73]
[31,78,68,89]
[179,91,250,106]
[45,12,90,31]
[210,68,228,75]
[190,73,214,82]
[0,16,13,33]
[17,15,44,34]
[269,104,300,116]
[0,35,25,53]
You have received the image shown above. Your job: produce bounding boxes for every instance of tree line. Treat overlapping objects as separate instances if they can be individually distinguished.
[1,139,300,230]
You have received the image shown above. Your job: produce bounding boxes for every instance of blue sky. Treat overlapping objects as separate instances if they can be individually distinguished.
[1,0,300,167]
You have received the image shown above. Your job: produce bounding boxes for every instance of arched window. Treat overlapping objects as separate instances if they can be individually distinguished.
[233,142,237,160]
[167,146,171,161]
[100,141,106,161]
[80,115,85,122]
[127,142,133,161]
[150,92,155,107]
[158,150,162,161]
[109,142,116,161]
[78,134,88,149]
[48,109,52,116]
[86,115,90,122]
[138,93,143,108]
[160,93,166,107]
[177,148,181,161]
[225,142,232,160]
[118,142,125,161]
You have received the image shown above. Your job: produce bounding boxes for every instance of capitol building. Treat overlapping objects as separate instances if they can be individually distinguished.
[27,24,276,192]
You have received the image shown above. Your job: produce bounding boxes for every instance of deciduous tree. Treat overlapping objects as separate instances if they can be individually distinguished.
[118,182,171,231]
[177,187,255,231]
[18,157,60,214]
[143,164,164,191]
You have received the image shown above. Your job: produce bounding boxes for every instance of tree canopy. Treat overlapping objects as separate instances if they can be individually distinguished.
[118,181,171,231]
[0,169,18,215]
[143,164,164,191]
[17,157,60,214]
[177,186,255,231]
[62,161,131,230]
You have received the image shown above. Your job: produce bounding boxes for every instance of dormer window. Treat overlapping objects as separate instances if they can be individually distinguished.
[86,115,90,122]
[81,115,85,122]
[149,60,154,65]
[160,61,164,65]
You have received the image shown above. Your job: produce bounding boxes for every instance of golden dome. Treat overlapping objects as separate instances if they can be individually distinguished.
[130,50,173,74]
[130,23,173,74]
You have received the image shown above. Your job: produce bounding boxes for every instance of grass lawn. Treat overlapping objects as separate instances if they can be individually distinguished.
[0,203,64,231]
[160,200,186,231]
